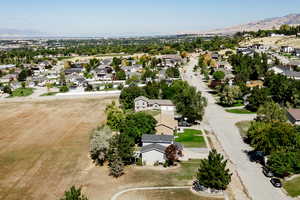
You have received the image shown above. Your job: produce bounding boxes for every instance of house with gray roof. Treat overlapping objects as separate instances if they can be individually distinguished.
[140,134,182,165]
[269,65,300,80]
[134,96,175,112]
[287,109,300,125]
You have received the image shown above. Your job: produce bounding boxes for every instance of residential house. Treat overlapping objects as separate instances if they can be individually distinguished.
[269,65,300,80]
[93,65,114,80]
[211,52,219,60]
[0,64,16,70]
[287,109,300,125]
[161,54,182,67]
[281,46,294,53]
[217,61,232,71]
[0,72,19,83]
[246,80,264,89]
[101,58,112,66]
[155,112,177,135]
[134,96,175,112]
[64,68,83,75]
[237,48,254,56]
[140,134,182,165]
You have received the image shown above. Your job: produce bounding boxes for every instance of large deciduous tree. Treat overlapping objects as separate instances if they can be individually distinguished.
[256,101,287,123]
[219,85,241,106]
[105,101,125,131]
[90,126,112,165]
[120,112,157,143]
[119,85,146,109]
[246,87,269,111]
[172,81,207,123]
[247,122,300,155]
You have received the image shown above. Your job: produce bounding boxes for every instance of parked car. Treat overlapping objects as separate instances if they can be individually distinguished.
[270,178,282,188]
[263,167,274,178]
[248,151,265,165]
[178,120,192,127]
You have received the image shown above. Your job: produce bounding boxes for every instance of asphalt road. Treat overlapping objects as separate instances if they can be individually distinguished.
[182,56,291,200]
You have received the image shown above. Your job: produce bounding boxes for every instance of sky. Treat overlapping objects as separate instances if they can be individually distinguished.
[1,0,300,36]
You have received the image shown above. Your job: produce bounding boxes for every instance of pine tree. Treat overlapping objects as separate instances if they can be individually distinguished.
[196,149,232,190]
[109,155,124,178]
[60,186,88,200]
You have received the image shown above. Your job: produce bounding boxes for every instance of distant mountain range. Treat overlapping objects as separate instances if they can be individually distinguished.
[1,13,300,38]
[200,13,300,35]
[0,28,44,36]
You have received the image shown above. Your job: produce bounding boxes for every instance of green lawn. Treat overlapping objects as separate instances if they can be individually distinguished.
[284,176,300,197]
[40,92,59,96]
[175,129,206,148]
[171,159,202,180]
[10,88,34,97]
[235,121,251,138]
[225,108,255,114]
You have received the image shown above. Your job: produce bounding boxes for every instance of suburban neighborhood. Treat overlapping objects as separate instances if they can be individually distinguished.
[1,2,300,200]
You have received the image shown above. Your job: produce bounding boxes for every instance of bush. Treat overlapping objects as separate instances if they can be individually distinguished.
[3,85,12,94]
[60,186,88,200]
[212,71,225,81]
[59,85,69,92]
[136,157,143,166]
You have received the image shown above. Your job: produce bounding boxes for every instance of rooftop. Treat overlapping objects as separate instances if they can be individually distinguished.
[140,143,166,153]
[142,134,174,143]
[287,109,300,121]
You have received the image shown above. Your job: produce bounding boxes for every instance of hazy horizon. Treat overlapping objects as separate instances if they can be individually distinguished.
[1,0,300,36]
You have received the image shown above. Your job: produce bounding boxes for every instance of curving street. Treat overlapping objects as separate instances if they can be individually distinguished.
[182,56,291,200]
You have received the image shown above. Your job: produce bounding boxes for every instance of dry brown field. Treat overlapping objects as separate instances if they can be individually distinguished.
[0,97,224,200]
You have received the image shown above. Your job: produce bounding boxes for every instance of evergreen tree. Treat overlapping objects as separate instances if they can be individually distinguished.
[60,186,88,200]
[196,149,232,190]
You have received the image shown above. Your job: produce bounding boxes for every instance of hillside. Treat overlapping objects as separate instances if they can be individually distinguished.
[240,35,300,49]
[202,13,300,35]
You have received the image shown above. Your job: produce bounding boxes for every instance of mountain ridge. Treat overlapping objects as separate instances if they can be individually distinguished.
[200,13,300,35]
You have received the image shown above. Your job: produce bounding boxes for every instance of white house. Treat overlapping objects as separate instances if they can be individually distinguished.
[134,96,175,112]
[281,46,294,53]
[140,134,182,165]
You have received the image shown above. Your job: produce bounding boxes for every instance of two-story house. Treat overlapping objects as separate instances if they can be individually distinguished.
[134,96,175,112]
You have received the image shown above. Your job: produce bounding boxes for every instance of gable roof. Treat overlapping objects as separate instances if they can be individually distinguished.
[287,109,300,121]
[142,134,174,143]
[150,99,174,106]
[156,123,174,130]
[140,143,166,153]
[135,96,149,102]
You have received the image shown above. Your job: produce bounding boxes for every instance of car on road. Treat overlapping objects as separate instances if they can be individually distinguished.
[248,150,266,165]
[263,167,274,177]
[270,178,282,188]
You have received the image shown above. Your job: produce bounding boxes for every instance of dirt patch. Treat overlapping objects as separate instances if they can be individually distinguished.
[0,97,115,200]
[118,189,223,200]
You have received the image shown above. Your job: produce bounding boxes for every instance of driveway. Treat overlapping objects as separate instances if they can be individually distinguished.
[182,56,291,200]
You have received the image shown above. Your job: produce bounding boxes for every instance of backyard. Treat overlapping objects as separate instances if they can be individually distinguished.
[175,129,206,148]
